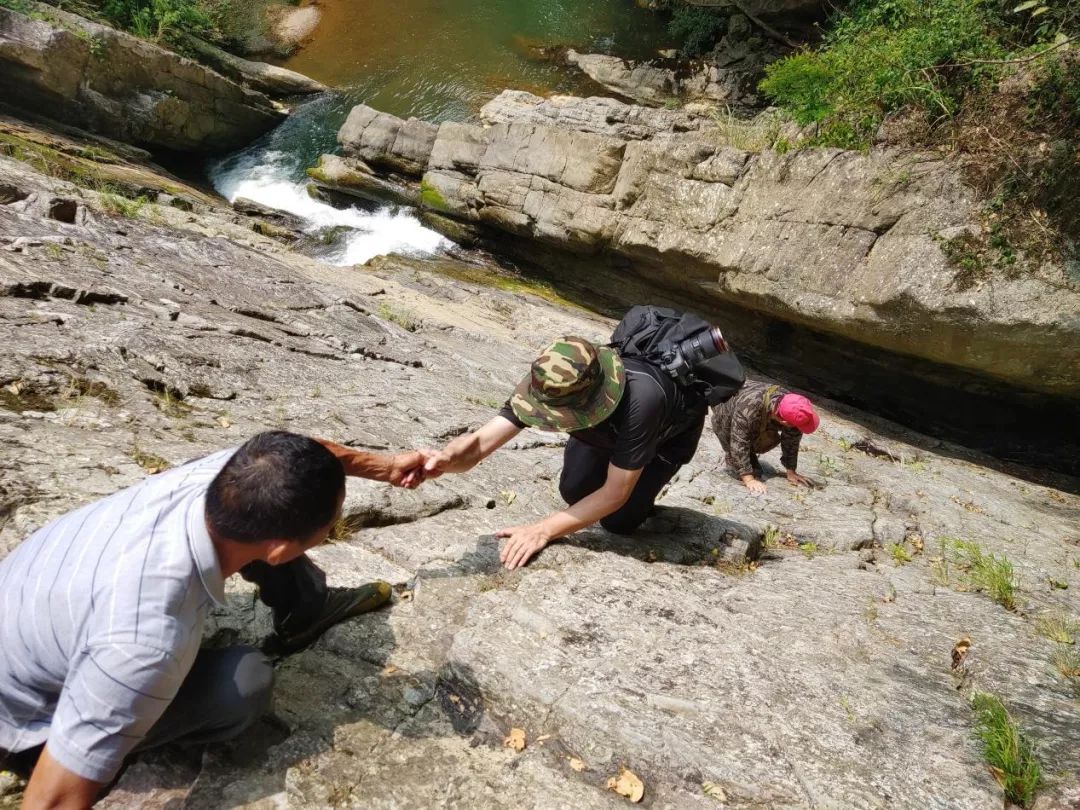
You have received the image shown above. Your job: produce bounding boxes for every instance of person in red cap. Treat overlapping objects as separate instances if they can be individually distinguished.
[710,381,819,495]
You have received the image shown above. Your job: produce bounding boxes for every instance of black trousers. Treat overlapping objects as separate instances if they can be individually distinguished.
[559,437,682,535]
[240,554,329,636]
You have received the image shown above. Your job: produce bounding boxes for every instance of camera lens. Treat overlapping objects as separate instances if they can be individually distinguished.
[708,327,728,354]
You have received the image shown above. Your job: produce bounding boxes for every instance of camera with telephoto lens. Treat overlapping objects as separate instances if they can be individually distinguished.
[658,326,729,385]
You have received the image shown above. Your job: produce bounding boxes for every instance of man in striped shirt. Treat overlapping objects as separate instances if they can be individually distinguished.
[0,431,422,808]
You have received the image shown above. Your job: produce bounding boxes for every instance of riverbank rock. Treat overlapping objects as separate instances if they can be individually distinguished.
[566,50,677,107]
[310,93,1080,475]
[1,125,1079,808]
[0,3,284,153]
[180,34,326,98]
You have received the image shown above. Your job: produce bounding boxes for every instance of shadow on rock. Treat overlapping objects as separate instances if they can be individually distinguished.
[106,599,489,808]
[566,505,761,565]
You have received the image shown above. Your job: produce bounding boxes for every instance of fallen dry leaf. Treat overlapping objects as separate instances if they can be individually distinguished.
[951,636,971,670]
[535,734,552,744]
[381,664,399,676]
[500,489,517,505]
[910,534,924,554]
[216,416,232,429]
[504,727,526,752]
[568,757,586,772]
[607,767,644,803]
[702,781,727,800]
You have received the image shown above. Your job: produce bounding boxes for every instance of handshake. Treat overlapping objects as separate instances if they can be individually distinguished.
[386,448,453,489]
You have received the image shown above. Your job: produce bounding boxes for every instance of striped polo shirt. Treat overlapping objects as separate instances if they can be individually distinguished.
[0,448,234,782]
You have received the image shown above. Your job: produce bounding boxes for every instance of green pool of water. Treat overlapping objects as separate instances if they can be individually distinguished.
[280,0,673,123]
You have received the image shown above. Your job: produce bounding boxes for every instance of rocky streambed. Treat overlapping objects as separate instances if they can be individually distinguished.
[1,118,1079,808]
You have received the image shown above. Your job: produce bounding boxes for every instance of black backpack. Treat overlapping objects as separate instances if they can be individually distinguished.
[609,305,746,406]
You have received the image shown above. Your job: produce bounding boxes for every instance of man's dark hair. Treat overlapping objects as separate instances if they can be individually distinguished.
[207,431,345,543]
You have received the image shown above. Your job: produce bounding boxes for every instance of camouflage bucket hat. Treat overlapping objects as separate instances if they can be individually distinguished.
[510,336,626,432]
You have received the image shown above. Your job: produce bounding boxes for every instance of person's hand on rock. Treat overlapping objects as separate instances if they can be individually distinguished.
[497,523,552,570]
[785,470,812,488]
[742,476,767,496]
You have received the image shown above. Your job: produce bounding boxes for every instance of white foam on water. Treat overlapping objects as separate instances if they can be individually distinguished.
[210,147,450,266]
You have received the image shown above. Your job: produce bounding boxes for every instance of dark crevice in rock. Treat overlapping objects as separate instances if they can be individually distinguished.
[0,184,29,205]
[2,280,52,299]
[226,327,274,343]
[228,306,281,323]
[285,346,345,362]
[46,198,78,224]
[349,346,423,368]
[341,495,470,530]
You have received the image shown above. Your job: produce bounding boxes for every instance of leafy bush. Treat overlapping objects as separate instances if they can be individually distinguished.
[668,6,727,57]
[100,0,209,41]
[761,0,1003,147]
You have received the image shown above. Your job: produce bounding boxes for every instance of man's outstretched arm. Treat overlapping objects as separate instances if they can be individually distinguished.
[315,438,424,488]
[21,746,101,810]
[422,416,523,477]
[498,463,643,570]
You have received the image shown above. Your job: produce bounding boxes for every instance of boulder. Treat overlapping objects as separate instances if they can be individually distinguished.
[179,35,326,98]
[0,4,284,153]
[566,49,677,107]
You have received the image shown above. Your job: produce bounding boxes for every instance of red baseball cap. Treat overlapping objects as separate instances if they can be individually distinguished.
[777,394,819,434]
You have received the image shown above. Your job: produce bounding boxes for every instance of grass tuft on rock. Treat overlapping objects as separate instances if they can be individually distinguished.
[969,691,1042,807]
[943,537,1019,610]
[1035,610,1077,645]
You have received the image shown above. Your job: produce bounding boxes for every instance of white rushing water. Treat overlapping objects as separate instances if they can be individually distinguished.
[208,105,450,265]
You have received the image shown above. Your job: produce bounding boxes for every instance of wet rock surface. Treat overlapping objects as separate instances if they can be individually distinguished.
[1,138,1079,808]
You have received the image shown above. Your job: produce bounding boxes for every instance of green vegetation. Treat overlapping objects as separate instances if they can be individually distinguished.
[668,5,726,57]
[760,0,1075,148]
[376,301,422,332]
[1034,610,1077,644]
[937,537,1019,610]
[419,178,449,211]
[127,441,170,473]
[99,191,147,218]
[969,692,1042,807]
[887,542,913,565]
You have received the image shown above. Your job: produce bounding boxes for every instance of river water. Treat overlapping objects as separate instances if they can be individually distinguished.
[209,0,671,264]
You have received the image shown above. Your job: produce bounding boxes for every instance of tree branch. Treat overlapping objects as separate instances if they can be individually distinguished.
[682,0,799,48]
[938,35,1076,68]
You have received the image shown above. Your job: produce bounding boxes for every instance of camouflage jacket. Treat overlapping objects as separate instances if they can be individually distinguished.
[710,381,802,477]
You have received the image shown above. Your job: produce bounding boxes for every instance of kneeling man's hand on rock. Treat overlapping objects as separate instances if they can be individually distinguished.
[497,523,552,570]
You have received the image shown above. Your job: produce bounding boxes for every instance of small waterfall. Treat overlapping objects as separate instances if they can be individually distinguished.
[208,95,449,265]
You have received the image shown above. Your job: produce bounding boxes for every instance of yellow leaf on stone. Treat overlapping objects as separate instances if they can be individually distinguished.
[606,767,644,803]
[568,757,586,772]
[504,727,526,752]
[702,781,727,800]
[217,416,232,429]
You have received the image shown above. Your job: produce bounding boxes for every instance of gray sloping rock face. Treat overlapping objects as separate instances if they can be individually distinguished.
[0,4,284,152]
[2,137,1080,808]
[311,92,1080,406]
